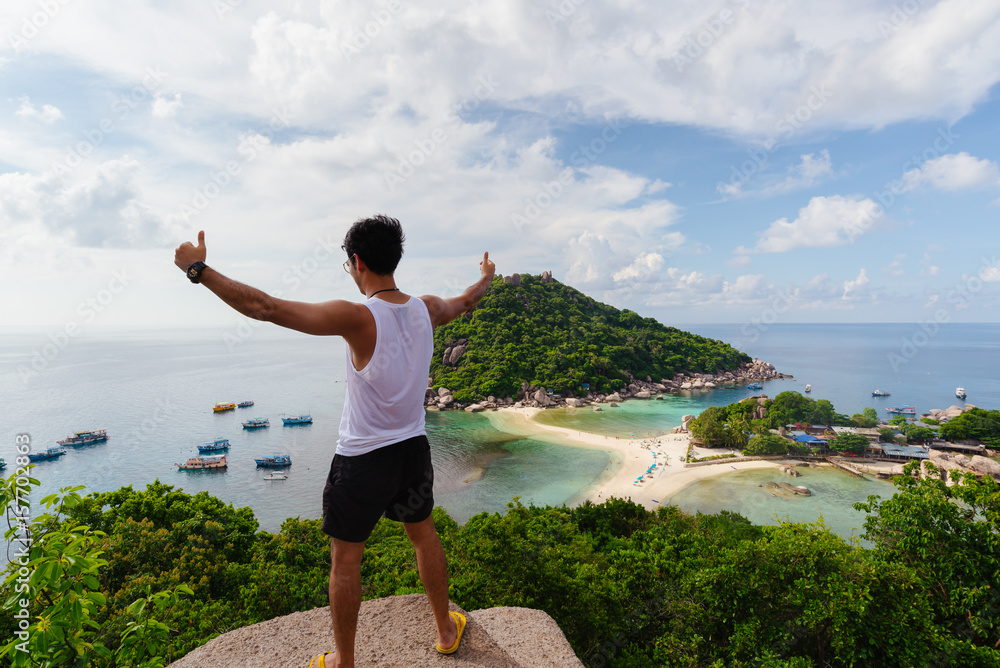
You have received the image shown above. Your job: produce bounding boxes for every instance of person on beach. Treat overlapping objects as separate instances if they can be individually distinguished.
[174,215,496,667]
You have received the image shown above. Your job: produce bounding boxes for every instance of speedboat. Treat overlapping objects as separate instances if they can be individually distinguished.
[956,387,967,399]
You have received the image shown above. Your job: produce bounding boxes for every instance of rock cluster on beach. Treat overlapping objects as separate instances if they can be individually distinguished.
[425,360,790,412]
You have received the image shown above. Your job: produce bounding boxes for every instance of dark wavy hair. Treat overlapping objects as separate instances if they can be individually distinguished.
[341,214,405,276]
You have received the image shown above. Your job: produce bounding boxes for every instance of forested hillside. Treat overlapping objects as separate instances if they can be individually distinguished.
[431,273,750,402]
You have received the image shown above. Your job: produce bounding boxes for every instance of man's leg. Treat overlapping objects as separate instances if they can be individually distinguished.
[327,538,366,667]
[404,515,457,649]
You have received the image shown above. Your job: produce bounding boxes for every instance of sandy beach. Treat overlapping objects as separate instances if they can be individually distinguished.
[483,406,785,512]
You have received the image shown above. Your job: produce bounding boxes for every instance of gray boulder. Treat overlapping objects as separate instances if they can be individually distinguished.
[606,392,622,403]
[448,344,467,366]
[969,455,1000,478]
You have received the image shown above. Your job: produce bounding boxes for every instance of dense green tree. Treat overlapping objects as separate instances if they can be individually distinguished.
[900,423,936,444]
[940,407,1000,446]
[689,406,729,447]
[829,432,869,454]
[856,465,1000,661]
[743,433,791,456]
[850,407,879,428]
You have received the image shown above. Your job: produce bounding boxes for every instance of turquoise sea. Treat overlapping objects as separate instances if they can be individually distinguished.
[1,323,997,549]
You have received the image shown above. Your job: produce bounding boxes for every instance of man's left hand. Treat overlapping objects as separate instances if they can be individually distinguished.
[175,230,207,271]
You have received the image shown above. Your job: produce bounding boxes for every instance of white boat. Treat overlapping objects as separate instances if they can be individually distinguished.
[956,387,967,399]
[804,384,811,393]
[263,473,288,480]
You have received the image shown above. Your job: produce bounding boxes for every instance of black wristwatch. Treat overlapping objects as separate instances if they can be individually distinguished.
[186,262,208,284]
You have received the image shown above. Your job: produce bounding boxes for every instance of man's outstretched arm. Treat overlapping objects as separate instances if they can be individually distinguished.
[421,252,496,328]
[174,231,371,337]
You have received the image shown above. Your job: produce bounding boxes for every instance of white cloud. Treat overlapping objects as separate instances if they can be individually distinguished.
[883,254,906,277]
[613,252,665,282]
[900,152,1000,192]
[15,97,64,124]
[981,262,1000,282]
[727,255,752,267]
[722,150,834,198]
[842,268,869,300]
[151,92,184,118]
[740,195,883,253]
[0,158,175,249]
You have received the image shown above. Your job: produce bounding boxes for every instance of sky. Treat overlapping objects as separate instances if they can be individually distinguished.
[2,0,1000,332]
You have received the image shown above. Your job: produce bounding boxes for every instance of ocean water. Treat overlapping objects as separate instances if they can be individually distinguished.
[1,323,997,547]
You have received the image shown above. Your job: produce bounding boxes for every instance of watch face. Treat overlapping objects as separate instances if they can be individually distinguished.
[188,267,197,277]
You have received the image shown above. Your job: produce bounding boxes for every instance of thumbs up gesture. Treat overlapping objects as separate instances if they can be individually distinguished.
[174,230,207,271]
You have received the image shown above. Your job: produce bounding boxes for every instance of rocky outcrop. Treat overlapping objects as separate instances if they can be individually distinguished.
[503,273,522,287]
[969,455,1000,478]
[167,594,581,667]
[766,481,811,496]
[442,340,468,367]
[540,271,554,283]
[925,450,1000,483]
[429,357,790,412]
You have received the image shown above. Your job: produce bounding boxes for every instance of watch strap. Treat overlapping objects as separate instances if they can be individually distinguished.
[186,261,208,284]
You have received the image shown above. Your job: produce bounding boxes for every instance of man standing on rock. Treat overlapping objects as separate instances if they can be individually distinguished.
[174,215,495,667]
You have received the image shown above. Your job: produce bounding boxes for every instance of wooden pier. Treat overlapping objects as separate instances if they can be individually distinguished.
[826,457,865,479]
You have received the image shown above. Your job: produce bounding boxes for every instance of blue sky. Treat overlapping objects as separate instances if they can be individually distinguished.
[2,0,999,330]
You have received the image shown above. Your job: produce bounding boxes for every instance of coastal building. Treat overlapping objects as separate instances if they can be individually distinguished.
[874,444,930,461]
[930,441,987,455]
[793,433,829,453]
[804,424,833,436]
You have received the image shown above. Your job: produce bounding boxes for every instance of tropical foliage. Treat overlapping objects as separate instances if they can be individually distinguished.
[940,407,1000,446]
[430,274,750,402]
[5,468,1000,666]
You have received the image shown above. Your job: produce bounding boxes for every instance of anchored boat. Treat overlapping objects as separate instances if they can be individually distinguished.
[28,447,66,462]
[177,455,227,470]
[213,403,236,413]
[255,453,292,467]
[198,437,231,453]
[885,406,916,416]
[281,414,312,425]
[747,382,763,391]
[242,417,270,429]
[57,428,108,446]
[872,390,891,397]
[238,400,254,408]
[956,387,967,399]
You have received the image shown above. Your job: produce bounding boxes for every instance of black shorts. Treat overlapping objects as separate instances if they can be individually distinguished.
[321,434,434,543]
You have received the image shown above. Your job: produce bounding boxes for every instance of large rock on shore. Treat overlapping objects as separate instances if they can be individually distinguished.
[605,392,622,403]
[969,455,1000,479]
[168,594,581,667]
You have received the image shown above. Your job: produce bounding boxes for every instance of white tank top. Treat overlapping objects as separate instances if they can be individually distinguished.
[336,295,434,456]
